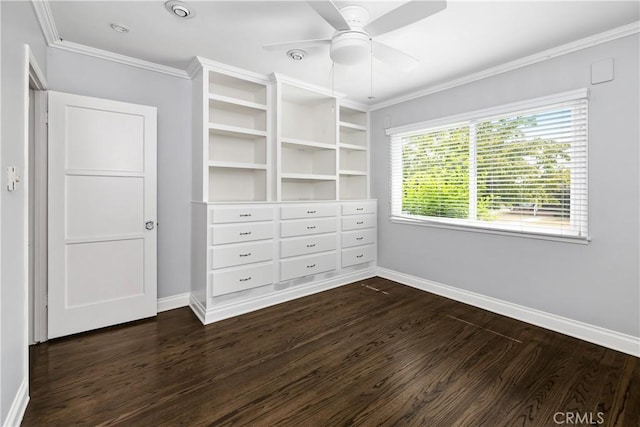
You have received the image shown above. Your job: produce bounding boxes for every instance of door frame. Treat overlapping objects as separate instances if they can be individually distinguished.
[26,46,48,344]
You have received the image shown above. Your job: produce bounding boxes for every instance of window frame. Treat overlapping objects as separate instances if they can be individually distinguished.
[387,88,590,243]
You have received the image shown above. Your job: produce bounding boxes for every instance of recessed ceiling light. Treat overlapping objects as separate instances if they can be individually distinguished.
[287,49,306,61]
[110,23,129,33]
[165,1,195,19]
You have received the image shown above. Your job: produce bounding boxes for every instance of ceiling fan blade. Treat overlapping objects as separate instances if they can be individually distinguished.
[365,0,447,37]
[308,1,352,31]
[262,39,331,52]
[372,41,419,71]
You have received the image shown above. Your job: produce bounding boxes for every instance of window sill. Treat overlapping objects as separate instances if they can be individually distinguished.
[390,216,591,245]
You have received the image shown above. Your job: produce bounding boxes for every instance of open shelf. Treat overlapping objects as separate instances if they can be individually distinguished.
[209,71,267,105]
[209,161,267,170]
[339,175,367,200]
[208,167,267,202]
[209,93,267,111]
[209,127,266,164]
[209,98,266,132]
[281,178,336,201]
[339,147,366,173]
[339,125,366,147]
[281,137,336,151]
[339,105,367,127]
[280,83,336,145]
[339,121,367,131]
[281,142,336,176]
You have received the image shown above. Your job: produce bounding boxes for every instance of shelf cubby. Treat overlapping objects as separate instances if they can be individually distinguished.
[281,178,336,201]
[209,71,267,106]
[208,98,266,132]
[208,167,267,202]
[209,127,266,165]
[339,105,367,127]
[281,141,336,176]
[339,147,367,173]
[339,175,367,200]
[280,83,336,145]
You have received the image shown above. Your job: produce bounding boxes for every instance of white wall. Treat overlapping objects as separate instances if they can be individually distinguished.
[0,1,48,424]
[371,34,640,338]
[46,48,192,299]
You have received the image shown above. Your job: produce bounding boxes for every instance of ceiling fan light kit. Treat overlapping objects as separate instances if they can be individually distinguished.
[263,0,446,69]
[330,32,370,65]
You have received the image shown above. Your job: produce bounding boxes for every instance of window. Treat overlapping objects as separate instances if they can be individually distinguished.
[388,89,588,240]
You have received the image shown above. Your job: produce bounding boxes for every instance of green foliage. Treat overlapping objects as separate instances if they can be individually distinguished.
[401,111,572,221]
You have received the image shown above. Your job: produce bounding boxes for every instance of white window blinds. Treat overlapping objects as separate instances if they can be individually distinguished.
[388,89,589,240]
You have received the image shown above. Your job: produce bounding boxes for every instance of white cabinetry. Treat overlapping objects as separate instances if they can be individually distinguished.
[190,58,376,325]
[191,201,376,324]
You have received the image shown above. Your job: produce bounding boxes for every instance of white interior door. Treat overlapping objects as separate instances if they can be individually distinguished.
[48,91,157,339]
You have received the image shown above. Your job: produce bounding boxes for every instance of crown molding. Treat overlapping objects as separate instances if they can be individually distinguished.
[31,0,60,44]
[370,21,640,111]
[270,72,347,99]
[191,56,271,83]
[31,0,189,79]
[51,40,190,79]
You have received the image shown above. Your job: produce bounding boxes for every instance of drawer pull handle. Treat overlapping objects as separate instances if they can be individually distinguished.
[307,210,316,214]
[239,231,252,236]
[306,244,316,248]
[306,264,316,269]
[239,253,252,257]
[356,254,364,258]
[356,207,364,211]
[307,226,316,230]
[356,237,364,241]
[356,221,364,225]
[239,276,252,282]
[239,213,252,217]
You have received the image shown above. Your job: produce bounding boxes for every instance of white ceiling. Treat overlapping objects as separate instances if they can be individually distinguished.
[48,1,639,104]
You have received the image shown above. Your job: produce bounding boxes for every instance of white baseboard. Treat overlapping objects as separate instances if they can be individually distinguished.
[157,292,190,313]
[190,268,377,325]
[3,378,29,427]
[377,267,640,357]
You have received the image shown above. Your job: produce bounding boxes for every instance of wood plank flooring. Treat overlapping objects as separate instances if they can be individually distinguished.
[23,277,639,426]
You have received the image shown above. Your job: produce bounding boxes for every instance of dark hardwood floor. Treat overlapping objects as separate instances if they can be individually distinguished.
[24,277,639,426]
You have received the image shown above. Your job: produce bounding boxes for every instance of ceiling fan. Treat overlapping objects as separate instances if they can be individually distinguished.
[263,0,447,69]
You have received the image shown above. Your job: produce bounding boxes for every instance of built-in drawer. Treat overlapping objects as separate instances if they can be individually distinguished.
[211,240,273,269]
[210,206,273,224]
[211,222,274,245]
[342,201,377,216]
[341,244,376,268]
[280,251,337,282]
[211,262,273,297]
[280,233,336,258]
[342,228,376,248]
[280,204,338,220]
[342,214,376,231]
[280,217,337,238]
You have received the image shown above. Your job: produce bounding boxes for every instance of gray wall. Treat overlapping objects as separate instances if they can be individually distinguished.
[1,1,48,423]
[371,34,640,338]
[46,49,192,299]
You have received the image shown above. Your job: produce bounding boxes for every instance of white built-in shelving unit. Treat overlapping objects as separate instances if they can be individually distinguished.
[339,105,369,200]
[274,76,339,201]
[192,59,272,202]
[190,58,374,326]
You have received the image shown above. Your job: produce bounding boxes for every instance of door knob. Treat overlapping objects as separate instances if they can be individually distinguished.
[145,221,155,231]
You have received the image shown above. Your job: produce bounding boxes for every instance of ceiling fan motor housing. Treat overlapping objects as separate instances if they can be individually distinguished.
[330,31,370,65]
